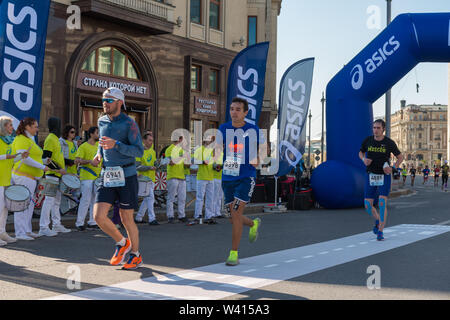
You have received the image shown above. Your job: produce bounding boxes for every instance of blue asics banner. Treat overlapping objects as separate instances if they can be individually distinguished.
[311,13,450,209]
[226,42,269,125]
[0,0,51,127]
[276,58,314,178]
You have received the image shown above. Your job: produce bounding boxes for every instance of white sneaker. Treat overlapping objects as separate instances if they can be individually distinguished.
[0,238,7,246]
[26,232,41,239]
[38,228,58,237]
[15,234,35,241]
[0,232,17,243]
[52,224,71,233]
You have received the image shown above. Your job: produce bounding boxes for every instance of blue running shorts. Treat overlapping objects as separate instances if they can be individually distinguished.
[222,177,256,205]
[364,173,391,199]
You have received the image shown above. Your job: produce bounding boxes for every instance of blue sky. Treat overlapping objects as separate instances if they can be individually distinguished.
[274,0,450,140]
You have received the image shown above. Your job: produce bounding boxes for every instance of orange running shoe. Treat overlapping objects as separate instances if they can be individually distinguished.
[122,253,143,270]
[110,239,131,265]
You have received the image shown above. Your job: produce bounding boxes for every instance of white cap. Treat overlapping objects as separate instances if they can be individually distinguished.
[103,87,126,110]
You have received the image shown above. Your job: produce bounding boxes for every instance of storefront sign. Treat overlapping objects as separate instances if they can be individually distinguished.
[194,97,218,116]
[77,72,151,99]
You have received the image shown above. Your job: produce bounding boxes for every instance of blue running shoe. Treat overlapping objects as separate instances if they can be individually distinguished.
[373,220,379,234]
[377,231,384,241]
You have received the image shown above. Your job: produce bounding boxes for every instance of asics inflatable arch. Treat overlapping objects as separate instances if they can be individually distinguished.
[311,13,450,209]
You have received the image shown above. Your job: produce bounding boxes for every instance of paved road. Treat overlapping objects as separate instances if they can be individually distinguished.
[0,174,449,300]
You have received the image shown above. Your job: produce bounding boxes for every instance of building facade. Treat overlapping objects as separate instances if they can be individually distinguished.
[390,100,447,168]
[41,0,282,153]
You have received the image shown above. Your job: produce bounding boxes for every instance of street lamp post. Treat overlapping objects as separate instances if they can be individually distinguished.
[308,110,312,169]
[385,0,392,137]
[321,92,325,163]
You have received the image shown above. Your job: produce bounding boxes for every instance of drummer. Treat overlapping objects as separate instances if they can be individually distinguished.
[75,126,101,231]
[0,116,29,245]
[134,131,158,225]
[12,118,52,241]
[60,124,79,176]
[38,117,69,237]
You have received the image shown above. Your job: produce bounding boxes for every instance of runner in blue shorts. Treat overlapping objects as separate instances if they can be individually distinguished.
[218,97,264,266]
[359,119,403,241]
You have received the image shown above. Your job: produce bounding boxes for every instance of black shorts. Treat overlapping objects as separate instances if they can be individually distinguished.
[95,175,139,210]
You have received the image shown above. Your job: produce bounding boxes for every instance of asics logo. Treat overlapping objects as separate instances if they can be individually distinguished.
[351,35,401,90]
[351,65,364,90]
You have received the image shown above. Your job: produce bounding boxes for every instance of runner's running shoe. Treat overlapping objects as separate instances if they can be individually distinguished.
[122,253,143,270]
[373,220,379,234]
[225,250,239,266]
[377,231,384,241]
[110,238,131,265]
[249,218,261,243]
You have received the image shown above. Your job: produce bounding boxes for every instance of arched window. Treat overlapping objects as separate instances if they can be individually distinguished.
[81,46,140,80]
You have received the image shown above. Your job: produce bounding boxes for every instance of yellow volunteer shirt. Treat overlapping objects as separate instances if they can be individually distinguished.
[66,139,78,175]
[76,141,102,181]
[213,150,223,180]
[194,146,214,181]
[0,139,14,186]
[12,134,44,179]
[137,146,156,182]
[44,133,65,177]
[166,144,185,180]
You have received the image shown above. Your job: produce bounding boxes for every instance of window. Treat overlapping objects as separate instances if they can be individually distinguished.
[209,69,219,94]
[191,65,201,91]
[113,48,125,77]
[81,46,140,79]
[209,0,220,30]
[191,0,202,24]
[248,16,257,46]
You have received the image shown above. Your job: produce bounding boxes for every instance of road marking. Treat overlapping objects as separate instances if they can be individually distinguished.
[44,224,450,300]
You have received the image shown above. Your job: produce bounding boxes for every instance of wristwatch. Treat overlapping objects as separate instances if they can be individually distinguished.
[115,140,121,149]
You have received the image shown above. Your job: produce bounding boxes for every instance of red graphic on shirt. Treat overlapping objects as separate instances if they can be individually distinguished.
[228,142,244,153]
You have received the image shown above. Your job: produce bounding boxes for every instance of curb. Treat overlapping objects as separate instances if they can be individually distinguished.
[5,203,268,233]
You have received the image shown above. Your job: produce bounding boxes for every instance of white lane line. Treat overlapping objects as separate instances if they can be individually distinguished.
[264,264,278,268]
[285,259,297,263]
[333,248,343,251]
[318,251,329,255]
[243,269,257,273]
[45,224,450,300]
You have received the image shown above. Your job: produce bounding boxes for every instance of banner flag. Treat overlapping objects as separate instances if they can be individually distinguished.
[225,42,269,125]
[276,58,315,177]
[0,0,51,128]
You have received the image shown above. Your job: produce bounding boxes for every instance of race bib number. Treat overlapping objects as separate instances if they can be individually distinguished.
[369,173,384,186]
[103,166,125,187]
[223,157,241,177]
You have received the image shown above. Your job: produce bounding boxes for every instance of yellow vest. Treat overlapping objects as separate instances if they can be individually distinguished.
[194,146,214,181]
[66,139,78,175]
[44,133,65,177]
[76,141,102,180]
[136,146,156,182]
[0,139,14,186]
[12,135,44,179]
[166,144,185,180]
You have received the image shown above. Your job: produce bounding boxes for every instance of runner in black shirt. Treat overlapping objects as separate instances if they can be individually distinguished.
[359,119,403,241]
[409,166,416,186]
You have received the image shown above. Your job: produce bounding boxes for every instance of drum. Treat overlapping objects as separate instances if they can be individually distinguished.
[4,185,31,212]
[138,175,152,197]
[38,176,60,197]
[59,174,81,195]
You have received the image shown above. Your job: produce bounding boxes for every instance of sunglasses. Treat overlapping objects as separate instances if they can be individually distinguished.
[70,130,76,134]
[102,98,117,104]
